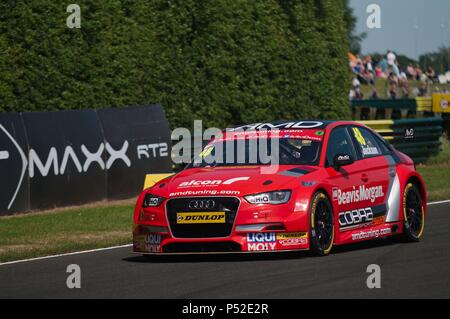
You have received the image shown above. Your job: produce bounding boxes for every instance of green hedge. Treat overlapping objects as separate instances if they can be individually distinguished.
[0,0,351,129]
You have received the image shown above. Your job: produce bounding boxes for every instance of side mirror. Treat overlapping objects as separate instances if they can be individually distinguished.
[333,154,354,168]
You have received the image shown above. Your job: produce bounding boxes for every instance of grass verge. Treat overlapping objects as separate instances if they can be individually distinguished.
[0,204,133,263]
[417,135,450,202]
[417,164,450,202]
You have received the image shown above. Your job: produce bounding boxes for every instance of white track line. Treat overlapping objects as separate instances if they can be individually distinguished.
[1,200,449,267]
[0,244,132,266]
[427,199,450,206]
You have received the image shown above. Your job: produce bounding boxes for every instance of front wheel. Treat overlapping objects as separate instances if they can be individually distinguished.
[402,183,425,242]
[309,192,334,256]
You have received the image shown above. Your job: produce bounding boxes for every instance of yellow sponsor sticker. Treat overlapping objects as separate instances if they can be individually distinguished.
[143,173,173,189]
[176,212,226,224]
[199,146,214,157]
[352,127,367,146]
[276,232,308,246]
[276,232,308,239]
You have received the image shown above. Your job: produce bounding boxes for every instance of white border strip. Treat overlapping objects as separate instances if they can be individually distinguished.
[0,244,132,266]
[427,199,450,206]
[1,200,450,267]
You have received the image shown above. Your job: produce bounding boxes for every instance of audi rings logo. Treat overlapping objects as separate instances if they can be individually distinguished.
[188,199,216,210]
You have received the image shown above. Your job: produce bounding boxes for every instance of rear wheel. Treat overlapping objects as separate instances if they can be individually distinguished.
[402,183,425,242]
[309,192,334,256]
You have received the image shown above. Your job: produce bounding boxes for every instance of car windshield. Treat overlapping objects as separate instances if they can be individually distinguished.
[189,130,323,168]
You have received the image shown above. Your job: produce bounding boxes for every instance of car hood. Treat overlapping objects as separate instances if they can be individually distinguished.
[154,165,317,197]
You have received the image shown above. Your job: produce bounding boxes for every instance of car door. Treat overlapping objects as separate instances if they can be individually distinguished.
[324,126,368,234]
[347,126,391,226]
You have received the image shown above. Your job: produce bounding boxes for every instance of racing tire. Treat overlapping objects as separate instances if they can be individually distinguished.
[401,183,425,242]
[309,191,334,256]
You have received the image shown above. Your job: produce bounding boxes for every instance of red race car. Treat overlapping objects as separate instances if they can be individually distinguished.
[133,121,426,256]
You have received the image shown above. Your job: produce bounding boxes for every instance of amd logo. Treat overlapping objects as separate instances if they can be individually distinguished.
[227,121,324,132]
[404,128,414,140]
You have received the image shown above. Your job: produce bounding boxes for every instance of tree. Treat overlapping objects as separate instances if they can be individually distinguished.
[0,0,352,128]
[419,47,450,75]
[342,0,366,54]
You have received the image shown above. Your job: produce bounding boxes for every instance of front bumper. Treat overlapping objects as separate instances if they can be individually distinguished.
[133,195,310,254]
[133,226,309,254]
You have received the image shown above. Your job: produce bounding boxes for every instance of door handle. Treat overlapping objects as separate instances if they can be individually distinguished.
[361,174,369,183]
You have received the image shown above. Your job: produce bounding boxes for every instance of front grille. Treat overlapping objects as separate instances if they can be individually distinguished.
[166,197,240,238]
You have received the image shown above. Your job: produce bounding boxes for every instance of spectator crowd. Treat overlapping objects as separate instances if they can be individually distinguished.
[349,51,441,101]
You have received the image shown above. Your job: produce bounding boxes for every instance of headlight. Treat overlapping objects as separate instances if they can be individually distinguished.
[142,193,165,207]
[245,190,291,205]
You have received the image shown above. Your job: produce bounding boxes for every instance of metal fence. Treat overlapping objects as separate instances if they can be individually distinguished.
[358,115,444,163]
[351,94,450,120]
[352,94,450,163]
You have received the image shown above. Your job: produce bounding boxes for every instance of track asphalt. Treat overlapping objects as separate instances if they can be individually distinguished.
[1,202,449,298]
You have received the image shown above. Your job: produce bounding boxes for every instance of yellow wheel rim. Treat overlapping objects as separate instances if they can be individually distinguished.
[403,183,425,239]
[311,193,334,254]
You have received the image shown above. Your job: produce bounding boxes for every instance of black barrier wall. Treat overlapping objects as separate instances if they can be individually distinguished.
[0,105,172,215]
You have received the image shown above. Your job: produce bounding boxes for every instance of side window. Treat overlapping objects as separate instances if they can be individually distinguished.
[374,134,392,155]
[326,127,357,166]
[350,127,383,158]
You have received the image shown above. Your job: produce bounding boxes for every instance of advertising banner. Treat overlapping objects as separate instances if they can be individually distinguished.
[432,93,450,113]
[0,105,171,215]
